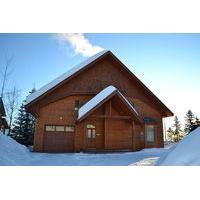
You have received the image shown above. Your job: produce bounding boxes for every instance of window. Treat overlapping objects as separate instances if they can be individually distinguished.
[86,124,96,139]
[91,129,96,138]
[45,125,55,131]
[87,129,96,139]
[87,129,92,138]
[146,125,154,143]
[45,125,74,133]
[86,124,95,129]
[55,126,65,132]
[66,126,75,132]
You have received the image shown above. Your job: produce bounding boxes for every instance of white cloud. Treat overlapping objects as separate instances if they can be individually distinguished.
[57,33,104,57]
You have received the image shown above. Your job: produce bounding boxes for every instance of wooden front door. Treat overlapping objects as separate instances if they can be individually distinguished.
[85,125,96,149]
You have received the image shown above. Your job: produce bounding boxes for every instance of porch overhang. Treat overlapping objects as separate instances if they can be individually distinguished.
[77,85,143,124]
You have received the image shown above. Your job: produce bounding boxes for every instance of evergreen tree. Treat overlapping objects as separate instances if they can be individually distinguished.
[167,116,184,142]
[24,108,35,145]
[195,117,200,126]
[23,87,36,145]
[190,116,200,132]
[167,127,174,141]
[173,116,184,142]
[11,103,26,141]
[184,110,195,134]
[11,88,36,146]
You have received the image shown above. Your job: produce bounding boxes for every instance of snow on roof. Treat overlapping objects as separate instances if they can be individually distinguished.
[78,86,117,120]
[25,50,109,105]
[159,127,200,166]
[77,85,139,121]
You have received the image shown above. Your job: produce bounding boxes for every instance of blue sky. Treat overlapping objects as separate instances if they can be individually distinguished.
[0,33,200,127]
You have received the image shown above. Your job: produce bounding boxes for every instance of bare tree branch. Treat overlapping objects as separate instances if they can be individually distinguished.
[4,87,20,135]
[0,55,14,98]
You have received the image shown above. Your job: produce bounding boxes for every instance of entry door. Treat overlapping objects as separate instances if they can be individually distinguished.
[85,127,96,149]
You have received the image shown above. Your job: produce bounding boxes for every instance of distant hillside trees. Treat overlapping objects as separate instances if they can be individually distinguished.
[167,116,184,142]
[167,110,200,142]
[184,110,195,134]
[184,110,200,134]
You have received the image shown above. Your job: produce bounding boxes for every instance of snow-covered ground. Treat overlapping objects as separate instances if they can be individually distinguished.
[0,133,174,166]
[159,127,200,166]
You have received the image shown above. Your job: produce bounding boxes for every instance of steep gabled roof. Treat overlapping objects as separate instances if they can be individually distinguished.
[77,85,143,123]
[25,50,108,105]
[25,50,173,117]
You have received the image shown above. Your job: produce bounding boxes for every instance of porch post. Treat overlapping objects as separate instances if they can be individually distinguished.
[104,100,111,149]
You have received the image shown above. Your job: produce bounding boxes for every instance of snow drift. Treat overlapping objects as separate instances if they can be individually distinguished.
[0,133,30,165]
[160,127,200,166]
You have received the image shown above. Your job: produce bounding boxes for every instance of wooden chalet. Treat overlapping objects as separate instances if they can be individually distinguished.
[25,50,173,152]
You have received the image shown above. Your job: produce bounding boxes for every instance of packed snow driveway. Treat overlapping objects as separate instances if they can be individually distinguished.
[27,148,171,166]
[0,134,173,166]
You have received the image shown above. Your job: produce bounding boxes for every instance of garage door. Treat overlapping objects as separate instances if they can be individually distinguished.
[43,125,74,152]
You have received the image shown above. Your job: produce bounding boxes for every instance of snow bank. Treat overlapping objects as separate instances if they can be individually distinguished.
[159,127,200,166]
[0,134,30,166]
